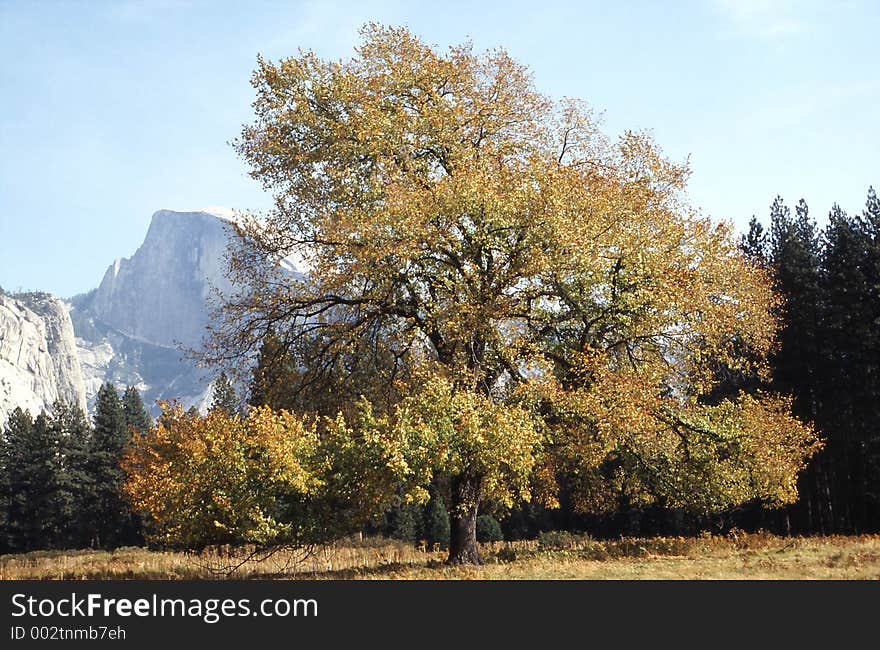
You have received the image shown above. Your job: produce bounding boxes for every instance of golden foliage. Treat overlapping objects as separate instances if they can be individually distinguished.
[200,24,821,524]
[387,374,543,508]
[122,403,321,548]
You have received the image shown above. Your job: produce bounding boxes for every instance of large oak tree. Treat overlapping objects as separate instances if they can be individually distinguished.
[207,25,819,564]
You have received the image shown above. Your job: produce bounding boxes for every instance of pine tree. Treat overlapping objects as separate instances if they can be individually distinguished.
[23,412,59,549]
[383,502,421,543]
[817,191,880,532]
[741,215,769,264]
[1,410,65,550]
[122,386,152,436]
[248,325,406,418]
[854,188,880,440]
[1,403,97,551]
[0,423,7,553]
[821,205,866,439]
[475,514,504,542]
[769,197,822,421]
[751,197,825,533]
[48,400,93,548]
[423,490,450,551]
[87,383,136,548]
[857,188,880,530]
[0,408,33,551]
[209,371,239,415]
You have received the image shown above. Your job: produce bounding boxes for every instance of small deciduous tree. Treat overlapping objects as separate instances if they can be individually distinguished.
[122,404,323,550]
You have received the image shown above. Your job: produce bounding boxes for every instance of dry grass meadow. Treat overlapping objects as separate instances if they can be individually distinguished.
[2,532,880,580]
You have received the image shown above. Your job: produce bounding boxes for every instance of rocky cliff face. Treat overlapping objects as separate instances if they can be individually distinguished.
[85,209,235,349]
[71,308,213,415]
[0,292,88,423]
[1,208,275,421]
[70,209,240,414]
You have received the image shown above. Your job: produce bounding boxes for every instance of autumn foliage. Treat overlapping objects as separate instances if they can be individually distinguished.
[126,25,822,562]
[122,404,322,548]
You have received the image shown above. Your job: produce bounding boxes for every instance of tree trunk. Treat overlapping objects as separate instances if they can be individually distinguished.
[447,473,482,565]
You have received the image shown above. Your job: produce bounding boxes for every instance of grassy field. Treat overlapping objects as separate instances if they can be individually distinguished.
[2,532,879,580]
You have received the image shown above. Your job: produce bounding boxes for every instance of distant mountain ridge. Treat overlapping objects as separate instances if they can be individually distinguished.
[80,209,235,349]
[0,208,256,421]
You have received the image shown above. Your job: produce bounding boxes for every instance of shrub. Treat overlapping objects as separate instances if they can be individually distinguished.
[423,494,450,550]
[537,530,581,550]
[122,404,323,549]
[476,515,504,542]
[383,503,421,543]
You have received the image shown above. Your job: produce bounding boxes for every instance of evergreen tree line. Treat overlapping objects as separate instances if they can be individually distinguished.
[734,187,880,534]
[0,383,151,553]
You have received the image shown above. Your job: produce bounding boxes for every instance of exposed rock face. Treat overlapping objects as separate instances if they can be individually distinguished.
[85,210,235,349]
[70,308,212,415]
[1,208,276,420]
[70,209,241,414]
[0,292,88,423]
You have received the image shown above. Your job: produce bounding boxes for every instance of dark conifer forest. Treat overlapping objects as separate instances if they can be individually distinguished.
[736,188,880,535]
[0,384,150,552]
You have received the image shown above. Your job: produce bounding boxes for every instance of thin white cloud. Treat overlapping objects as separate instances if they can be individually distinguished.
[252,0,406,60]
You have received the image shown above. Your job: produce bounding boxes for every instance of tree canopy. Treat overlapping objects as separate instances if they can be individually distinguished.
[195,24,819,563]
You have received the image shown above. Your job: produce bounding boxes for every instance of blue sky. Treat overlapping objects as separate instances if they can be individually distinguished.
[1,0,877,297]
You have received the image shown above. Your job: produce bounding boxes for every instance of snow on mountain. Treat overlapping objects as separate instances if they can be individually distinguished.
[198,206,238,221]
